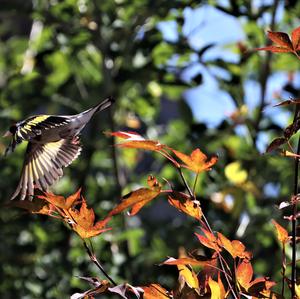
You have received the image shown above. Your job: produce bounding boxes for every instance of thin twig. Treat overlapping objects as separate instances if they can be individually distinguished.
[291,107,300,298]
[281,244,286,297]
[83,240,117,286]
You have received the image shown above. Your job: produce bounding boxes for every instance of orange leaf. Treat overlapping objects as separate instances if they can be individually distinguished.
[217,232,236,258]
[39,188,81,210]
[231,240,252,259]
[168,193,202,220]
[272,219,289,243]
[69,199,111,239]
[108,131,165,151]
[236,260,253,291]
[172,148,218,173]
[141,284,170,299]
[109,187,161,217]
[267,31,293,49]
[291,26,300,50]
[195,230,221,252]
[208,277,222,299]
[161,257,210,267]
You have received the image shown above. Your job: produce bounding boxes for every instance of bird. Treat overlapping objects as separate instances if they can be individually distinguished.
[3,96,114,200]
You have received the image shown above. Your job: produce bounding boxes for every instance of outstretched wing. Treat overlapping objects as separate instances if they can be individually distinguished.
[10,137,82,200]
[16,115,71,141]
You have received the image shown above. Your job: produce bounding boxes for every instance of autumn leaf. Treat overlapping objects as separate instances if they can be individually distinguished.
[231,240,252,259]
[195,229,221,252]
[172,148,218,173]
[272,219,289,243]
[69,199,111,239]
[39,188,81,210]
[161,257,210,267]
[236,260,253,291]
[208,277,222,299]
[107,131,166,152]
[267,31,293,49]
[177,264,199,291]
[256,27,300,55]
[291,26,300,51]
[8,196,56,216]
[109,187,161,217]
[141,284,170,299]
[168,192,202,220]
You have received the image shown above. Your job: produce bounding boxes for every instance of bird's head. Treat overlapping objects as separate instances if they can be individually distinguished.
[3,124,17,138]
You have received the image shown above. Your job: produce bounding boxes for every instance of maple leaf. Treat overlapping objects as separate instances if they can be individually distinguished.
[172,148,218,173]
[69,199,111,239]
[168,192,202,220]
[39,188,81,210]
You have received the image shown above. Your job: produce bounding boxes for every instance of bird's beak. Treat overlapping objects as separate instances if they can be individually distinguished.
[3,131,12,138]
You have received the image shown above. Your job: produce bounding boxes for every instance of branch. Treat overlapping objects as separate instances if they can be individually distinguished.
[83,240,117,286]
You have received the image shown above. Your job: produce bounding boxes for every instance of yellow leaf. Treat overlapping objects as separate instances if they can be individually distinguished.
[225,161,247,184]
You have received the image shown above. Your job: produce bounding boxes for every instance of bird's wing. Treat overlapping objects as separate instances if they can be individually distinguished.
[10,136,82,200]
[16,115,71,140]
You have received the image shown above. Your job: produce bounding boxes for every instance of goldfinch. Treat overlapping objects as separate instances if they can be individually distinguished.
[3,97,114,200]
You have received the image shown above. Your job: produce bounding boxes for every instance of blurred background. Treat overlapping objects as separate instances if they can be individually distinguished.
[0,0,300,298]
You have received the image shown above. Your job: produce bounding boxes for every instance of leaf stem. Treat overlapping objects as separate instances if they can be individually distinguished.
[83,240,117,286]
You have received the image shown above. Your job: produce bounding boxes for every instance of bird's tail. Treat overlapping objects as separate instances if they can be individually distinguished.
[90,96,115,115]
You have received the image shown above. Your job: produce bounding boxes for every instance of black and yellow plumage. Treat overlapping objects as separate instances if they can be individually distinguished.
[4,97,114,200]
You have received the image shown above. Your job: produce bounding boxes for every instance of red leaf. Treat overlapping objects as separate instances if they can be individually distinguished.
[256,46,293,53]
[291,26,300,50]
[272,219,289,243]
[267,31,293,49]
[109,187,161,217]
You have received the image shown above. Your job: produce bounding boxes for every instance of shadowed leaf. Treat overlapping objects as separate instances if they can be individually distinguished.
[168,193,202,220]
[266,137,286,153]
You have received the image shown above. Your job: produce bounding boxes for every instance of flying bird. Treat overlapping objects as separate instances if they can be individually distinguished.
[3,97,114,200]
